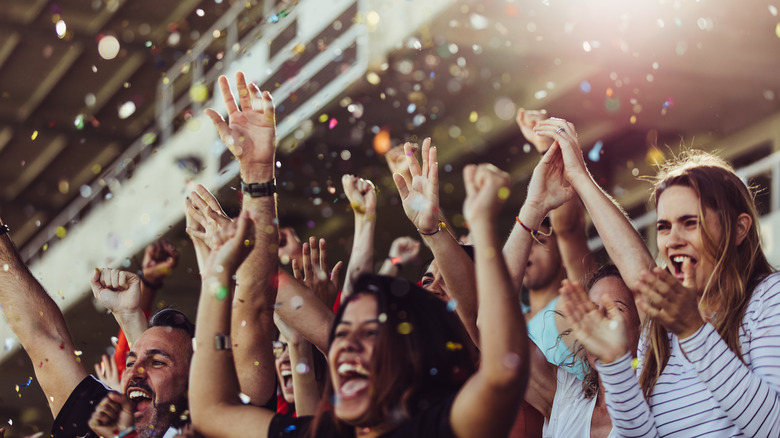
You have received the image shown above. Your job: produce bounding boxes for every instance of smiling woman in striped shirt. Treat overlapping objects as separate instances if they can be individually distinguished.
[535,117,780,437]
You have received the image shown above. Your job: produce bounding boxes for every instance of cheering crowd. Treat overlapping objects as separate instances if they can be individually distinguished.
[1,70,779,438]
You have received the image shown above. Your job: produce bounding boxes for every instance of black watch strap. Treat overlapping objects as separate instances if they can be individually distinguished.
[240,178,277,197]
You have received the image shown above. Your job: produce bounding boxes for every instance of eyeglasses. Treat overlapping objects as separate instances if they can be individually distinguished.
[272,340,289,358]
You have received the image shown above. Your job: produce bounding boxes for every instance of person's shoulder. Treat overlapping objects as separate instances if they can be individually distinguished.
[51,375,110,437]
[750,271,780,302]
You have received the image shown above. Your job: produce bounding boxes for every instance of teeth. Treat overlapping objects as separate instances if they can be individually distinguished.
[337,362,369,377]
[128,390,151,400]
[673,256,688,263]
[281,370,292,377]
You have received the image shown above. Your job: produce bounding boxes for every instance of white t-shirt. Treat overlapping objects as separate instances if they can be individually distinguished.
[544,368,618,438]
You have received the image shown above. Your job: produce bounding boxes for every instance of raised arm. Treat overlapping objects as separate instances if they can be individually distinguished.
[505,109,595,292]
[534,119,656,294]
[205,72,278,406]
[190,213,275,438]
[377,236,421,276]
[91,268,148,346]
[340,174,378,303]
[0,221,87,417]
[449,163,529,438]
[392,139,480,345]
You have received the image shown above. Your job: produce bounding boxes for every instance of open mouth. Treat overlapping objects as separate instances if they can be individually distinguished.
[127,387,154,418]
[670,255,696,280]
[337,361,370,399]
[280,369,293,390]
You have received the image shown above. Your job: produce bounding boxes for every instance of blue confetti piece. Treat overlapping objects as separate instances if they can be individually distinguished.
[19,376,32,388]
[588,141,603,162]
[580,81,591,93]
[446,299,458,312]
[284,425,297,433]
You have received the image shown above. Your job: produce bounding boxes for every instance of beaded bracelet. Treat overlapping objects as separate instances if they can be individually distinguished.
[515,217,552,246]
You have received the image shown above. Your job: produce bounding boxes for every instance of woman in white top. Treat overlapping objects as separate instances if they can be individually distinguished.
[536,118,780,436]
[527,264,640,438]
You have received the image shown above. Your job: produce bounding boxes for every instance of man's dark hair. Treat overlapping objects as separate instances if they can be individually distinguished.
[149,308,195,338]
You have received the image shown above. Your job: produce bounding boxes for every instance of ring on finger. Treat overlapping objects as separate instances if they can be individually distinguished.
[556,126,565,134]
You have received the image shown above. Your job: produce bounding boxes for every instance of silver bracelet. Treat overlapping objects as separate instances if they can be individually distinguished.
[215,334,231,351]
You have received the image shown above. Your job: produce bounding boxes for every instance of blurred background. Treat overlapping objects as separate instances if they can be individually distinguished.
[1,0,779,434]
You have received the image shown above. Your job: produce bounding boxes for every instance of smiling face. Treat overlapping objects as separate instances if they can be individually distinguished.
[121,326,192,436]
[328,294,379,423]
[274,333,294,404]
[656,185,722,292]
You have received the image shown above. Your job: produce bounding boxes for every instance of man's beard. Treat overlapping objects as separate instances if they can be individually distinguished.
[135,395,189,438]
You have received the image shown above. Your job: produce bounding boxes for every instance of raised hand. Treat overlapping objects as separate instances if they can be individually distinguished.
[204,71,276,180]
[90,268,142,316]
[560,279,628,364]
[201,211,255,280]
[141,239,179,287]
[87,391,134,438]
[516,108,554,153]
[94,353,121,391]
[342,174,377,218]
[392,138,440,233]
[524,140,576,215]
[388,236,421,266]
[533,119,590,186]
[636,262,704,339]
[185,184,233,260]
[292,236,343,309]
[462,163,512,225]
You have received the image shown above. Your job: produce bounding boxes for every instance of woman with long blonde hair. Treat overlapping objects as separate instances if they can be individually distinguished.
[536,117,780,436]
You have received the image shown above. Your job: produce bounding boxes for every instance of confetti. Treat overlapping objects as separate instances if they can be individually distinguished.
[98,35,121,60]
[396,322,413,335]
[446,299,458,312]
[215,285,229,301]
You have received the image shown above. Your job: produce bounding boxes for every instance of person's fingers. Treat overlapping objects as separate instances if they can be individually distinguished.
[235,71,252,112]
[331,261,343,287]
[462,164,476,198]
[319,238,329,273]
[393,172,410,199]
[429,144,438,196]
[109,269,120,289]
[308,236,320,273]
[95,361,105,378]
[292,258,303,281]
[90,268,101,288]
[218,75,239,115]
[262,89,275,122]
[404,142,422,179]
[204,108,228,139]
[640,269,674,298]
[681,257,697,290]
[636,279,665,310]
[302,242,313,281]
[421,138,430,179]
[196,184,224,214]
[186,227,207,243]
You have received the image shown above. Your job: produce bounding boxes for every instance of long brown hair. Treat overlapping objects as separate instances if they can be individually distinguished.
[638,150,774,397]
[308,274,477,436]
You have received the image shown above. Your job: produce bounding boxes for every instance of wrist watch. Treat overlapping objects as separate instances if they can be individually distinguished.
[240,178,276,197]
